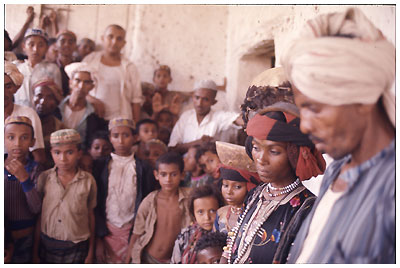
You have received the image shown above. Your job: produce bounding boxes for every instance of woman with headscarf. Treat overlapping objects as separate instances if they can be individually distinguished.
[221,102,326,264]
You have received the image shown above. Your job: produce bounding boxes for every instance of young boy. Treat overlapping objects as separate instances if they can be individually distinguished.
[140,139,168,169]
[87,130,113,160]
[135,119,158,160]
[126,152,191,263]
[4,116,43,263]
[195,231,227,264]
[5,61,46,165]
[197,142,222,180]
[83,24,142,122]
[92,117,157,263]
[181,145,213,188]
[74,38,96,62]
[152,65,190,118]
[168,79,243,154]
[14,28,62,108]
[34,129,97,264]
[59,62,107,148]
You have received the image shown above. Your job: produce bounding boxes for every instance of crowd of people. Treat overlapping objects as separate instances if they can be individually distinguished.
[4,6,395,264]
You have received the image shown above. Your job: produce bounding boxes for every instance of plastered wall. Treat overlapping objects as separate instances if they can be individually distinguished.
[5,4,395,112]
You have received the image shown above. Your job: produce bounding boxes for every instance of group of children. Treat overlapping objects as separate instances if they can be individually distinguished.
[4,8,254,264]
[4,112,257,264]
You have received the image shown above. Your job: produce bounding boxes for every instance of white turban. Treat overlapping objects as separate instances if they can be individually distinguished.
[281,8,395,126]
[4,60,24,87]
[64,62,97,85]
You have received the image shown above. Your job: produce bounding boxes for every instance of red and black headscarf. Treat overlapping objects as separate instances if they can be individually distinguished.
[218,164,261,191]
[245,103,326,181]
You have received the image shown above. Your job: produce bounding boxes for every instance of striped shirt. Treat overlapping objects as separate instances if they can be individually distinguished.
[287,139,395,264]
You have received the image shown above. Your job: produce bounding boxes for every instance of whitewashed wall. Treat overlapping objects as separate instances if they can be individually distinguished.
[5,4,395,112]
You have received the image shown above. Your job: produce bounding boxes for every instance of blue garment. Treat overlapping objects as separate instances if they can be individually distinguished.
[288,140,395,264]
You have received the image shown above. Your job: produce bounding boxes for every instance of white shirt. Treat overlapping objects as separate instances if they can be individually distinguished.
[83,51,143,120]
[106,153,137,228]
[168,108,239,147]
[10,104,45,151]
[14,60,62,108]
[61,104,86,129]
[295,187,344,263]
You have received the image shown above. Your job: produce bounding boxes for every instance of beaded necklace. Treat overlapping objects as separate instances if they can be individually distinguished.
[266,178,300,197]
[225,182,300,264]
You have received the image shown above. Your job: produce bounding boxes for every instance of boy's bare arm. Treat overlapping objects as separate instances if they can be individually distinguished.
[85,209,96,264]
[11,6,35,50]
[132,103,141,124]
[125,233,140,263]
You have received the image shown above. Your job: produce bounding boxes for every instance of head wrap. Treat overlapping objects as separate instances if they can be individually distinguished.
[5,116,32,128]
[24,28,48,42]
[64,62,97,87]
[219,164,260,191]
[245,102,326,181]
[50,129,81,146]
[56,30,77,42]
[32,78,63,104]
[4,61,24,87]
[193,79,218,92]
[108,117,135,131]
[281,8,395,126]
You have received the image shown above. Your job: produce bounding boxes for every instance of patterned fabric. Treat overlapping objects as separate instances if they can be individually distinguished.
[214,205,239,235]
[287,140,395,264]
[108,117,135,131]
[102,221,133,264]
[106,153,137,227]
[5,115,32,127]
[229,184,314,264]
[50,128,81,146]
[170,223,210,264]
[181,172,214,188]
[39,233,88,264]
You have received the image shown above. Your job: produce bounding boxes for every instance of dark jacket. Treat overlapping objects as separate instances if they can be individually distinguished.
[92,155,158,237]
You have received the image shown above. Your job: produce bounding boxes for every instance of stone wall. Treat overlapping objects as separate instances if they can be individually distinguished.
[5,4,394,112]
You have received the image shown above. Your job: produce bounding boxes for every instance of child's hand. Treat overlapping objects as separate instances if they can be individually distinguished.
[5,159,29,182]
[152,92,168,114]
[26,6,35,24]
[169,94,182,115]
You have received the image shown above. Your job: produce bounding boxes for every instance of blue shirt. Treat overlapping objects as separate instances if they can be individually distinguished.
[288,139,395,264]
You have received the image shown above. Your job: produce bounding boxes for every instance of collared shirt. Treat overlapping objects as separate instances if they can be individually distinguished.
[14,60,62,108]
[106,153,137,228]
[37,167,97,243]
[168,108,240,147]
[288,139,395,264]
[10,103,45,151]
[83,51,143,120]
[131,187,192,263]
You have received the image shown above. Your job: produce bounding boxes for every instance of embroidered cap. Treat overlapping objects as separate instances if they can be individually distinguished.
[108,117,135,131]
[50,129,81,146]
[5,116,33,128]
[24,28,49,42]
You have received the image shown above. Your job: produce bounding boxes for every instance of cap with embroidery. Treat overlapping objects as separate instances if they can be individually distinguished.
[193,79,217,91]
[24,28,49,42]
[108,118,135,131]
[5,116,32,128]
[50,129,81,146]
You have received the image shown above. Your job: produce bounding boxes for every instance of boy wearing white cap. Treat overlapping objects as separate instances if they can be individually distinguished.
[168,79,243,154]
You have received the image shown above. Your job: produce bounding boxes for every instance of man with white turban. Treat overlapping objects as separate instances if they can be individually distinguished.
[5,60,46,164]
[59,62,107,147]
[281,8,395,263]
